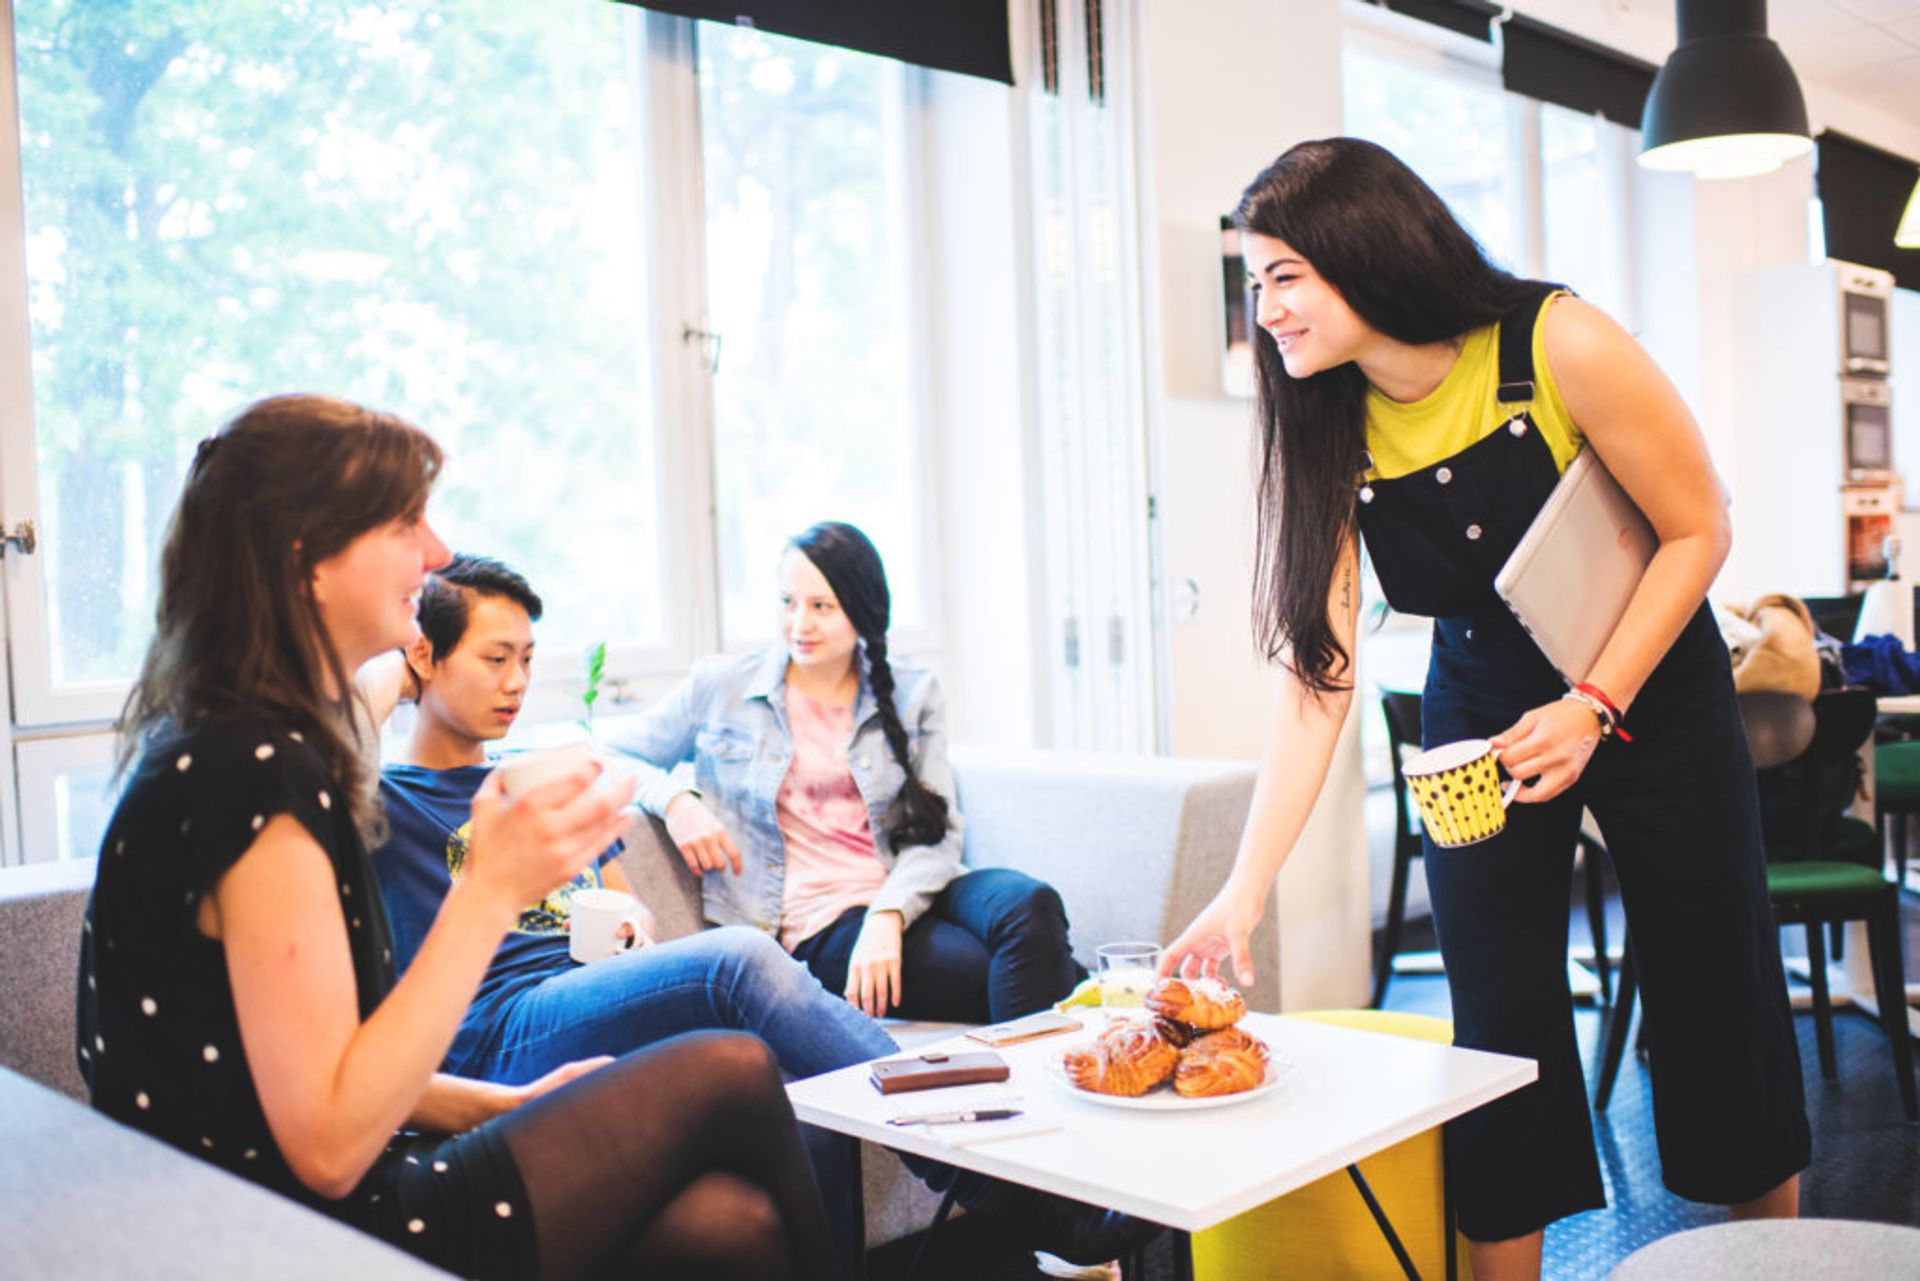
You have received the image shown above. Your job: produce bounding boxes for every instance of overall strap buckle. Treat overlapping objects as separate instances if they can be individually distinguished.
[1494,283,1564,407]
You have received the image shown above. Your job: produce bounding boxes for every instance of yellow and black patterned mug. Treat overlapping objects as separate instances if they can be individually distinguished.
[1400,738,1521,848]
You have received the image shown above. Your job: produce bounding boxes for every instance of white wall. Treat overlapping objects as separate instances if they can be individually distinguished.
[922,66,1047,751]
[1135,0,1343,758]
[1134,0,1370,1010]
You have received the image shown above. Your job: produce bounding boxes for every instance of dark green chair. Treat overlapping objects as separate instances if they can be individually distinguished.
[1874,739,1920,895]
[1594,689,1917,1120]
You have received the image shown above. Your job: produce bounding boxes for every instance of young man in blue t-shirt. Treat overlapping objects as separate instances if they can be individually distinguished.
[371,554,1159,1273]
[374,554,894,1088]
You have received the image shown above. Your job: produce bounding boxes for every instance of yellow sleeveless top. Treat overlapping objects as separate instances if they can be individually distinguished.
[1363,292,1583,481]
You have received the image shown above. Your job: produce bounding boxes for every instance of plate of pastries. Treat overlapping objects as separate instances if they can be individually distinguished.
[1049,977,1286,1110]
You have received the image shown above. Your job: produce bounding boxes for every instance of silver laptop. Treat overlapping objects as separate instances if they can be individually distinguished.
[1494,447,1656,685]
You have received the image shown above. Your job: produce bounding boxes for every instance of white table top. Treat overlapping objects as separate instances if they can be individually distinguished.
[786,1011,1536,1232]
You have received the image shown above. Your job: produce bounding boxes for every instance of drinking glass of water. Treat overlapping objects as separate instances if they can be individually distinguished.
[1096,941,1161,1011]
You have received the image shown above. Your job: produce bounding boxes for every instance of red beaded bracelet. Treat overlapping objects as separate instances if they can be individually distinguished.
[1574,681,1632,743]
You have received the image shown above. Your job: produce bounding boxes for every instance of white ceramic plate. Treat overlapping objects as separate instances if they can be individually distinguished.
[1044,1048,1292,1111]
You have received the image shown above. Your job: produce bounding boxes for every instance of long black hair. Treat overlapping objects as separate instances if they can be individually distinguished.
[1235,137,1538,694]
[790,521,951,849]
[120,394,444,845]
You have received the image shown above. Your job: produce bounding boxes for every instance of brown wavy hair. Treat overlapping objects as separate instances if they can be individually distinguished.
[118,394,444,845]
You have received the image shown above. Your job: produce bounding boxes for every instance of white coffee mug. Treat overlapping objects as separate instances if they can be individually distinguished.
[569,888,655,964]
[498,742,594,798]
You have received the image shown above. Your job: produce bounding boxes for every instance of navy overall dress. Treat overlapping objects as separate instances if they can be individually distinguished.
[1353,287,1810,1241]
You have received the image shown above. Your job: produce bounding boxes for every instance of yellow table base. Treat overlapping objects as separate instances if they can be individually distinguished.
[1191,1009,1473,1281]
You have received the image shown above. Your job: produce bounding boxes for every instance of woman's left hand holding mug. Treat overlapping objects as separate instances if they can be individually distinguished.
[1491,699,1602,804]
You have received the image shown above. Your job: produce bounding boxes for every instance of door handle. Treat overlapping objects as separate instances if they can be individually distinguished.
[0,519,35,556]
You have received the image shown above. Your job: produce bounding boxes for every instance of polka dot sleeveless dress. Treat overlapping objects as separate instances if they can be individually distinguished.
[79,720,536,1280]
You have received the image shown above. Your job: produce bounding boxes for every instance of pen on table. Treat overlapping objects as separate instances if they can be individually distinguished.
[887,1108,1023,1126]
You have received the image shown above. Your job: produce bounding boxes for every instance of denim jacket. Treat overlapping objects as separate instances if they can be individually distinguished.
[602,643,965,936]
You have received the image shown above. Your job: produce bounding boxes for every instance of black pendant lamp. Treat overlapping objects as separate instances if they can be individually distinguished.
[1638,0,1811,180]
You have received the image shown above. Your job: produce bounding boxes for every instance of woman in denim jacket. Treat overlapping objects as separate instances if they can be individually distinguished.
[607,522,1081,1022]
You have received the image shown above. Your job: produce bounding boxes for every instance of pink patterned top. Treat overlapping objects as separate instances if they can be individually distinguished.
[777,689,888,949]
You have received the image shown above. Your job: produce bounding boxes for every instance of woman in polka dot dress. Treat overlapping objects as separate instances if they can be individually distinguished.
[79,395,837,1281]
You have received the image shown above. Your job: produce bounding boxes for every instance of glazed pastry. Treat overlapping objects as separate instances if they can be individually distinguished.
[1062,1023,1179,1096]
[1186,1026,1264,1056]
[1152,1016,1195,1048]
[1173,1032,1270,1098]
[1145,976,1247,1031]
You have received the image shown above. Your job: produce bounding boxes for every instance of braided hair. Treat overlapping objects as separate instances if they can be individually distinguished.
[790,522,951,849]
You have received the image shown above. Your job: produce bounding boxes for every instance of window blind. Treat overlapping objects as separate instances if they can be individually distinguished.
[1500,15,1655,130]
[1817,131,1920,289]
[609,0,1013,85]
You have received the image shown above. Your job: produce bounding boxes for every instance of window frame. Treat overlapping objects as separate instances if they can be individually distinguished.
[0,3,951,861]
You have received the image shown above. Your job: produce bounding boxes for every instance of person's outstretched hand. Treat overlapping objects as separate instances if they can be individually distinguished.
[1159,884,1265,988]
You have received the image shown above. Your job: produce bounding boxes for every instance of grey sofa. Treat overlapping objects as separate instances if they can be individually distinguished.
[0,748,1255,1263]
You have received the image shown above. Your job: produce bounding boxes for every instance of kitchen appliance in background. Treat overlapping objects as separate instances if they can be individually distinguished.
[1843,377,1894,479]
[1838,259,1893,377]
[1844,481,1900,587]
[1729,258,1897,597]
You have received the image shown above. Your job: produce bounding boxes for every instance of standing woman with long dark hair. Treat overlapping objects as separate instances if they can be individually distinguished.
[80,395,838,1281]
[610,521,1082,1024]
[1160,140,1809,1278]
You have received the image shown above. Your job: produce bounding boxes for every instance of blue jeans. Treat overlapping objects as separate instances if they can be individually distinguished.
[446,926,896,1085]
[791,867,1083,1023]
[442,927,922,1280]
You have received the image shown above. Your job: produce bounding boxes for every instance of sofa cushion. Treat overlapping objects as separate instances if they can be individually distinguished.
[2,1066,447,1281]
[0,860,93,1099]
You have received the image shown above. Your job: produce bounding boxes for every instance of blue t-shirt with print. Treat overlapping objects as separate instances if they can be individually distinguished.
[373,763,618,1063]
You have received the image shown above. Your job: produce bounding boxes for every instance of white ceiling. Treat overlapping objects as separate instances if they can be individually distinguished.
[1608,0,1920,126]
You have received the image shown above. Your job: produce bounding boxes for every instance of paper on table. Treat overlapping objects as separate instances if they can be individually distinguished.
[882,1086,1060,1147]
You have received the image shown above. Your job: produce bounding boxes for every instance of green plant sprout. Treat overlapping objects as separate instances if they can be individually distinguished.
[580,640,607,732]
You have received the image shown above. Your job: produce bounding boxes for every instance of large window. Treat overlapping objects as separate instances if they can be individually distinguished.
[0,2,945,862]
[1342,42,1521,270]
[1343,35,1638,325]
[11,2,664,705]
[698,26,932,648]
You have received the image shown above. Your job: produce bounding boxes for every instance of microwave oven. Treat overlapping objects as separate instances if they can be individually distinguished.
[1843,378,1894,478]
[1837,260,1893,377]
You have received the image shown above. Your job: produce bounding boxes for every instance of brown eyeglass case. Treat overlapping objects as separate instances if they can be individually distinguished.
[869,1050,1011,1095]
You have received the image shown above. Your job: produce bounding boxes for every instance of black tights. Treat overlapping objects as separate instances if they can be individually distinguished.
[496,1031,835,1281]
